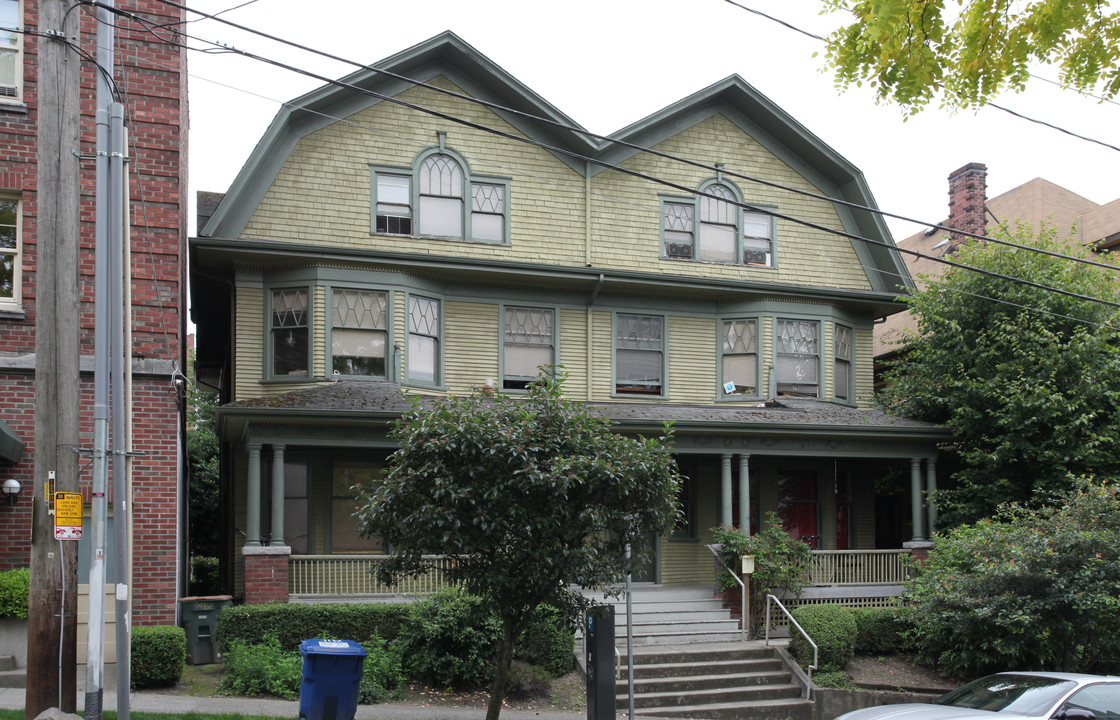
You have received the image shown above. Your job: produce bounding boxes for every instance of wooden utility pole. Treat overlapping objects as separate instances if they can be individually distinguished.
[27,0,82,715]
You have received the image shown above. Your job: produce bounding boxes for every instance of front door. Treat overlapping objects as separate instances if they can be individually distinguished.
[777,470,820,549]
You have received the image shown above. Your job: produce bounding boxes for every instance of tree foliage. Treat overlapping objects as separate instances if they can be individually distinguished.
[905,478,1120,677]
[187,350,221,560]
[882,223,1120,524]
[822,0,1120,113]
[355,371,681,720]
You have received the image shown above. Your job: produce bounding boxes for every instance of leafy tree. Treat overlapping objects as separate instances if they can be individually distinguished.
[187,350,221,560]
[904,478,1120,677]
[355,371,681,720]
[882,223,1120,524]
[822,0,1120,113]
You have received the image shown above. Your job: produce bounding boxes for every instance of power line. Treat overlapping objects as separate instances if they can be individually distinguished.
[96,1,1120,312]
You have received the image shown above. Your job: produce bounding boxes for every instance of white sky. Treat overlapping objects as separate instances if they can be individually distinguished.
[185,0,1120,243]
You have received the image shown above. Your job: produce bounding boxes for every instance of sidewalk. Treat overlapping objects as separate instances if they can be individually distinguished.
[0,687,584,720]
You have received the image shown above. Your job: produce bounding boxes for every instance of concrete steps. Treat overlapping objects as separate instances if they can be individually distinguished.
[582,584,744,646]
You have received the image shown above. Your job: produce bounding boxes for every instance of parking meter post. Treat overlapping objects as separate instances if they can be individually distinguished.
[585,605,616,720]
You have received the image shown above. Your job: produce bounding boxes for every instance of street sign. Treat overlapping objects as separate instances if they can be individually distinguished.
[54,491,83,540]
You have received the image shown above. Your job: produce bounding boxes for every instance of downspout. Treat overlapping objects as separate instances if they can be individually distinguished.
[585,164,594,401]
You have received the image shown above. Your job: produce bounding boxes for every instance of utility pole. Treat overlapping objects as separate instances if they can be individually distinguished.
[27,0,82,716]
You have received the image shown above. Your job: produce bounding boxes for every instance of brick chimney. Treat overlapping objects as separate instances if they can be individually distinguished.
[946,162,987,251]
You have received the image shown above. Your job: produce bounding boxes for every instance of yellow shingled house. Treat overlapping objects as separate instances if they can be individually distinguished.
[190,32,948,612]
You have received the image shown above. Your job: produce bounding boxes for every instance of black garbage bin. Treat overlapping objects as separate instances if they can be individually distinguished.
[178,595,232,665]
[299,638,367,720]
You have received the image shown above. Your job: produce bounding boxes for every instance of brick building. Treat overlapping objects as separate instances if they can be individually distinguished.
[0,0,188,628]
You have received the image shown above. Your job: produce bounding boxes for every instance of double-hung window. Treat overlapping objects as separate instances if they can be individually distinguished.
[371,147,509,244]
[0,0,21,101]
[615,314,664,396]
[270,288,309,378]
[503,306,554,390]
[0,196,19,309]
[833,324,853,401]
[330,289,388,378]
[406,295,440,385]
[661,179,775,267]
[775,319,819,397]
[721,319,759,397]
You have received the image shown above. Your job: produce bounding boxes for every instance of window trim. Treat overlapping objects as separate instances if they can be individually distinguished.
[265,285,313,382]
[0,0,23,103]
[717,316,762,401]
[405,292,443,389]
[659,179,776,267]
[500,304,556,392]
[370,148,511,246]
[612,312,667,399]
[833,323,854,404]
[0,193,20,310]
[773,317,821,398]
[326,286,392,381]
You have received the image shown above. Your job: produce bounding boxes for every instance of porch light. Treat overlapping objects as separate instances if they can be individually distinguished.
[2,479,20,505]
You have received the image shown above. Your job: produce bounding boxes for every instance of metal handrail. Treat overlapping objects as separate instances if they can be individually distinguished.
[764,594,817,699]
[706,544,747,641]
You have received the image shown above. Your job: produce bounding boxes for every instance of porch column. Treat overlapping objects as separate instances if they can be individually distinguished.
[270,443,287,546]
[245,441,262,547]
[721,454,733,527]
[909,457,926,542]
[926,458,938,535]
[738,454,750,533]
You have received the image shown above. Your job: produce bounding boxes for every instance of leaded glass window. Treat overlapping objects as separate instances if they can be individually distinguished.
[722,319,758,396]
[663,202,694,258]
[418,154,463,238]
[331,289,388,378]
[776,319,819,397]
[616,314,664,395]
[698,184,737,262]
[834,324,852,401]
[407,295,440,384]
[471,183,504,243]
[271,288,308,377]
[504,307,553,390]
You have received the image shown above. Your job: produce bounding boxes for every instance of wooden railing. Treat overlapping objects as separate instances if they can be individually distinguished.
[288,555,456,596]
[805,549,910,586]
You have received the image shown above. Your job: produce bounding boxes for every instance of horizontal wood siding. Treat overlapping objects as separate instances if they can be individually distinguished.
[445,301,499,393]
[557,308,588,399]
[313,285,326,379]
[590,311,613,401]
[234,287,264,402]
[854,327,874,408]
[667,316,718,404]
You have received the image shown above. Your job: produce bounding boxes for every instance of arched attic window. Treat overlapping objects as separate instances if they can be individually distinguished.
[661,178,775,266]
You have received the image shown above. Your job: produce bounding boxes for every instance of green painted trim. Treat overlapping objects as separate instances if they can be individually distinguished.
[772,317,822,399]
[264,284,314,383]
[498,303,557,391]
[404,291,444,389]
[326,286,394,381]
[832,322,855,404]
[612,311,668,400]
[716,316,763,402]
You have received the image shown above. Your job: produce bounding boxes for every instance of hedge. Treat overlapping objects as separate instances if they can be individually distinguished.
[0,568,29,619]
[789,604,857,673]
[132,625,186,689]
[214,602,412,652]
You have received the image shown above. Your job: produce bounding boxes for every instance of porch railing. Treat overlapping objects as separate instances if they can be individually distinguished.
[805,549,910,586]
[289,555,456,596]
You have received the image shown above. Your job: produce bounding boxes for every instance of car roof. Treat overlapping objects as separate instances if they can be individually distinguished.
[991,672,1120,684]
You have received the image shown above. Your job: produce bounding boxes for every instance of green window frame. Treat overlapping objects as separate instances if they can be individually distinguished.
[0,195,19,309]
[268,286,311,380]
[329,288,389,379]
[406,294,441,387]
[833,324,853,402]
[660,179,775,267]
[719,318,760,399]
[614,313,665,397]
[503,306,554,390]
[775,318,820,398]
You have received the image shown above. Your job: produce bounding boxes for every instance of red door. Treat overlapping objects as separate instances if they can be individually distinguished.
[777,471,819,549]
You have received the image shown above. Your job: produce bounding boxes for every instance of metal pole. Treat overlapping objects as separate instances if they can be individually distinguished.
[86,3,116,718]
[625,544,634,720]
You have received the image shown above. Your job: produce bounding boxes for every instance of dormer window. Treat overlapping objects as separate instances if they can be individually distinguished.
[661,179,775,267]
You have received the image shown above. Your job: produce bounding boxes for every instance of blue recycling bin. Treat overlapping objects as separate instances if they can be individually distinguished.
[298,639,367,720]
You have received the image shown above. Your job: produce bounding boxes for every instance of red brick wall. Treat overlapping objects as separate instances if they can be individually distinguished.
[243,551,291,605]
[947,162,988,251]
[0,0,187,626]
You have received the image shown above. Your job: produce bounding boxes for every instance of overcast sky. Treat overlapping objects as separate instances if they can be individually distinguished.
[185,0,1120,243]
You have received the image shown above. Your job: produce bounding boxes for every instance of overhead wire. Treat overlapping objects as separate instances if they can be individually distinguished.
[93,1,1120,313]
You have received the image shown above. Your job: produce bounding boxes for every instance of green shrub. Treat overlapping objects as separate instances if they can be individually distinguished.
[852,607,915,656]
[516,605,574,677]
[219,636,302,699]
[189,556,220,596]
[358,637,403,704]
[397,587,501,690]
[0,568,29,619]
[215,602,411,652]
[505,661,551,699]
[131,625,186,689]
[789,604,857,673]
[813,671,856,689]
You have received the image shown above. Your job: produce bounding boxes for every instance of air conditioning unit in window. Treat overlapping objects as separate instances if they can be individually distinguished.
[666,243,693,259]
